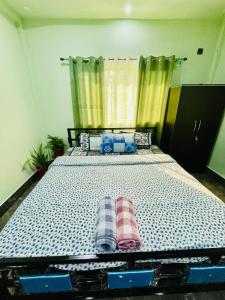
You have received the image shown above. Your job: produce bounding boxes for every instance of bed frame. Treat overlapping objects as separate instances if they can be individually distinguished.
[1,248,225,299]
[1,126,225,299]
[67,126,158,147]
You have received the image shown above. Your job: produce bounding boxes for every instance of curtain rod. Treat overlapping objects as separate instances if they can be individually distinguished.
[60,57,187,62]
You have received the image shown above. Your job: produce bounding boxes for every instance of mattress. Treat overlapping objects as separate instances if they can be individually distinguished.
[0,154,225,271]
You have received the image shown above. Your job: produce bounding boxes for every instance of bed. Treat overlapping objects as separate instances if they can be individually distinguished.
[1,127,225,298]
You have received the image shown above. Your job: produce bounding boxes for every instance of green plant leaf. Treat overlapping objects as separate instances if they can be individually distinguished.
[22,143,53,172]
[47,135,65,149]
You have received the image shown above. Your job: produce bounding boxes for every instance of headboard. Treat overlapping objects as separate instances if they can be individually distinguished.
[67,127,158,147]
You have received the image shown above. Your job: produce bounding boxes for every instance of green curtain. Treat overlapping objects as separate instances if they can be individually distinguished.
[136,56,175,143]
[69,56,105,128]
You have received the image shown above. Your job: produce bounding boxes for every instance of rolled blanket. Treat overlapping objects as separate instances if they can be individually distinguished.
[116,196,141,250]
[95,196,117,251]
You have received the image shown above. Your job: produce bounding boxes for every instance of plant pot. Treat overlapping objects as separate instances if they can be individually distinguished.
[37,167,47,177]
[53,148,64,158]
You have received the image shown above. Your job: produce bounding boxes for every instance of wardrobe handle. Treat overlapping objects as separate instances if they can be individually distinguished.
[197,120,202,132]
[193,120,197,131]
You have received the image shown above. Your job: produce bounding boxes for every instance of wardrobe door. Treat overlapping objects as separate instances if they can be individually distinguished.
[195,86,225,169]
[170,86,201,170]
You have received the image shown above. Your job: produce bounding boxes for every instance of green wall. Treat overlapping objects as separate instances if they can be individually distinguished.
[22,19,221,140]
[0,13,42,205]
[208,113,225,179]
[208,26,225,179]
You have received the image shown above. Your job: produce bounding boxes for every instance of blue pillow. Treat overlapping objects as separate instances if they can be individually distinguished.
[100,133,136,154]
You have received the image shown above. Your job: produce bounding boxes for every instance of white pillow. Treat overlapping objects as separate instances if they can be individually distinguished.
[89,136,101,151]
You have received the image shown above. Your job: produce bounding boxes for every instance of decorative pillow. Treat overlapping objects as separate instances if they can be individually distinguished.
[100,133,136,154]
[89,136,101,151]
[70,147,87,156]
[134,132,152,149]
[79,133,89,151]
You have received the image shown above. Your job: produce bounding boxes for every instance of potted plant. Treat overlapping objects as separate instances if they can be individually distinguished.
[47,135,65,158]
[23,144,51,177]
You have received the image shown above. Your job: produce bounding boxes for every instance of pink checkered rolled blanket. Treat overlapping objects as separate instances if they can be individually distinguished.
[116,196,141,250]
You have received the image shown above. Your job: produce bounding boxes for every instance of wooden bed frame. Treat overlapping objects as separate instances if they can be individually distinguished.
[1,127,225,299]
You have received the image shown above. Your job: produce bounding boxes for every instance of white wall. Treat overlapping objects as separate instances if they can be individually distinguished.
[22,19,222,140]
[0,13,42,205]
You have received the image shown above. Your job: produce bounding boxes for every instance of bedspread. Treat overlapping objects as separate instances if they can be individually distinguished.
[69,146,155,156]
[0,154,225,271]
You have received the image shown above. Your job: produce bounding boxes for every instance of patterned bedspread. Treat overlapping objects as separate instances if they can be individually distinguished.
[0,154,225,271]
[69,146,157,156]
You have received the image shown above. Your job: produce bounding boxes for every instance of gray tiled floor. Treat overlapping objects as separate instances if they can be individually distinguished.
[192,172,225,202]
[0,172,225,299]
[0,182,39,230]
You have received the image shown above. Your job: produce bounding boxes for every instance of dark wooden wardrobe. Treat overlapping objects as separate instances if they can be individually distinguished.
[161,85,225,172]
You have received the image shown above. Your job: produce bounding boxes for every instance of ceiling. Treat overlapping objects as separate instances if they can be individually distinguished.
[4,0,225,20]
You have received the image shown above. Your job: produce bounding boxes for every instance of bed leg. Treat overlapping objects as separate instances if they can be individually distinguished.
[0,276,10,296]
[210,256,221,265]
[127,260,136,269]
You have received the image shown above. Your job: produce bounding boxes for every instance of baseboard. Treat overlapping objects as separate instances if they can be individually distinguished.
[0,172,39,217]
[206,168,225,185]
